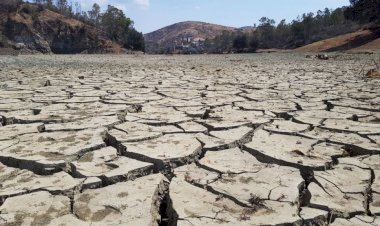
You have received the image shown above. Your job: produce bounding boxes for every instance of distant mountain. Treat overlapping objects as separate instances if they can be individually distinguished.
[144,21,247,53]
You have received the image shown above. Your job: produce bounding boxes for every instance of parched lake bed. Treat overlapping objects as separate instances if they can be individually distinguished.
[0,54,380,226]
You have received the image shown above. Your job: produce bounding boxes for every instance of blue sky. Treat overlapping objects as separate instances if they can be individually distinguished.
[79,0,350,34]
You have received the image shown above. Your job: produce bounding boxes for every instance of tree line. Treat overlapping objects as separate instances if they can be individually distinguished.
[204,0,380,53]
[2,0,145,51]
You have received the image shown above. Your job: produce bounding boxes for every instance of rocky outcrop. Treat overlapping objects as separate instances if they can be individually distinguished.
[0,7,125,54]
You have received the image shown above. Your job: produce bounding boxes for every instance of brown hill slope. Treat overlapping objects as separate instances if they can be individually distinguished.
[295,26,380,53]
[0,5,125,54]
[144,21,248,53]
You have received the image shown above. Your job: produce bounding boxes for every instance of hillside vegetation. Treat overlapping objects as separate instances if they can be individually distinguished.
[206,0,379,53]
[144,21,246,54]
[0,0,144,54]
[146,0,380,54]
[296,26,380,52]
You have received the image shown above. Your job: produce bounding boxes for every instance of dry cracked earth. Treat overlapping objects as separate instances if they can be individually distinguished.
[0,53,379,226]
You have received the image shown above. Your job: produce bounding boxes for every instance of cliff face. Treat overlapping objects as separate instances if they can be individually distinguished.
[0,7,125,54]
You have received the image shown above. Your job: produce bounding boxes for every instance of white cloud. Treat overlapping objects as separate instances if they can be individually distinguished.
[134,0,150,8]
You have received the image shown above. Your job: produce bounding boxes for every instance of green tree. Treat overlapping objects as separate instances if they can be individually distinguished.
[258,17,276,40]
[330,8,345,24]
[88,3,101,26]
[0,0,22,12]
[100,5,144,51]
[73,1,81,17]
[248,34,259,52]
[302,13,314,42]
[233,33,248,52]
[56,0,70,15]
[216,31,234,53]
[275,19,291,47]
[259,17,275,27]
[290,20,305,42]
[46,0,53,9]
[126,29,145,51]
[345,0,380,23]
[101,5,132,41]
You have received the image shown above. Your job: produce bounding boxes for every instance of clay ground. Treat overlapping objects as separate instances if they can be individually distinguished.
[0,53,379,226]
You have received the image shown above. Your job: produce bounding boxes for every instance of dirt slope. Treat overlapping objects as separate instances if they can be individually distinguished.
[295,27,380,53]
[0,5,125,54]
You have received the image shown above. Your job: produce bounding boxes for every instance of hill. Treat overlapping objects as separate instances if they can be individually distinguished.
[0,2,142,54]
[295,26,380,53]
[144,21,251,54]
[143,1,380,54]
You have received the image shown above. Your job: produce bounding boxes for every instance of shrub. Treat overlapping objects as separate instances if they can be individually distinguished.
[0,32,9,47]
[20,4,32,14]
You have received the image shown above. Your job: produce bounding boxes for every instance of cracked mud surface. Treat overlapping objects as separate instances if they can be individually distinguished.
[0,53,379,225]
